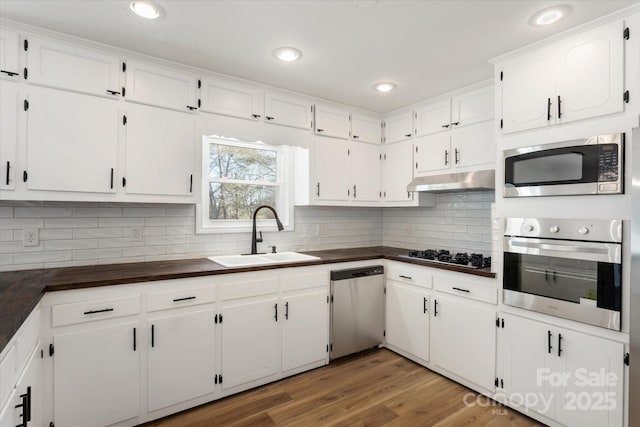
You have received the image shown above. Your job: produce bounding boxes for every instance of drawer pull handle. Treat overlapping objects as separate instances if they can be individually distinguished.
[398,275,412,280]
[173,296,196,302]
[423,297,427,314]
[83,308,114,315]
[452,287,470,293]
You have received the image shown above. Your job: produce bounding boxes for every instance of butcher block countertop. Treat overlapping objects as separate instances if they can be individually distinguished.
[0,246,495,352]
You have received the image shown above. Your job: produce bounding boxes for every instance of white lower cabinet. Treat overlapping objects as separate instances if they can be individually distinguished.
[385,281,430,362]
[0,346,41,427]
[430,293,496,391]
[498,313,624,427]
[53,322,140,427]
[147,309,216,412]
[221,297,280,390]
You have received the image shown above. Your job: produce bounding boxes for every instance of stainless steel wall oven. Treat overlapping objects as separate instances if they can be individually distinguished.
[503,218,622,330]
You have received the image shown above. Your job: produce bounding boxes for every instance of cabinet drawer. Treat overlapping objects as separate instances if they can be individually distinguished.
[52,295,140,327]
[220,277,278,301]
[433,276,497,304]
[147,287,216,312]
[386,262,432,289]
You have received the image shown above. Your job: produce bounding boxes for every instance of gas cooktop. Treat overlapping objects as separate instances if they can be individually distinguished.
[400,249,491,269]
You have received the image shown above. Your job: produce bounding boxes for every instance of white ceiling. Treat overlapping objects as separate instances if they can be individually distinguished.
[0,0,636,113]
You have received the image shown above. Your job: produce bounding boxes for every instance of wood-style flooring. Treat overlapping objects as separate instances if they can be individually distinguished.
[143,349,544,427]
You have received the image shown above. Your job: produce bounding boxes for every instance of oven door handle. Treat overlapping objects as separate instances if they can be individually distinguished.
[505,238,621,264]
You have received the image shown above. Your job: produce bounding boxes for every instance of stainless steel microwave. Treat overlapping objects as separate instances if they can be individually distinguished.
[503,133,624,197]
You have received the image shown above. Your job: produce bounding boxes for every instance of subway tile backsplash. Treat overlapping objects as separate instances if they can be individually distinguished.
[0,192,494,271]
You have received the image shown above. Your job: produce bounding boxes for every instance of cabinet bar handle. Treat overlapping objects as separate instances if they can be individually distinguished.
[444,150,449,166]
[451,122,460,126]
[317,128,324,132]
[558,333,563,357]
[189,174,193,193]
[441,124,450,128]
[547,97,551,121]
[316,182,320,197]
[251,114,261,118]
[5,161,9,185]
[547,330,553,354]
[173,296,196,302]
[353,185,357,198]
[404,133,412,137]
[423,297,427,314]
[0,70,19,76]
[274,303,278,322]
[452,287,470,293]
[557,95,562,119]
[398,275,412,280]
[110,168,114,189]
[353,135,359,139]
[265,116,275,120]
[83,308,114,315]
[151,324,155,347]
[434,299,438,317]
[133,327,137,351]
[454,148,459,164]
[285,301,289,320]
[186,105,198,111]
[106,89,120,96]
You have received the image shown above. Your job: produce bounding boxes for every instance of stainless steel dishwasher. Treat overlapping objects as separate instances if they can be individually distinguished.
[330,265,385,359]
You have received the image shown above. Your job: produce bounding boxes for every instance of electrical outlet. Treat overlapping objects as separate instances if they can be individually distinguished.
[317,224,327,235]
[23,228,39,247]
[128,226,143,242]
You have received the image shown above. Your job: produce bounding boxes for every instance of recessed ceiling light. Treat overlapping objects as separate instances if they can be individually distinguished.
[130,1,161,19]
[528,5,572,27]
[372,82,397,93]
[272,47,303,63]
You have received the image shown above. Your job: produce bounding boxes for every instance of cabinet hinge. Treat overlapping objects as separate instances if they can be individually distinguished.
[123,115,127,125]
[40,349,44,358]
[623,90,630,103]
[214,374,218,384]
[500,119,503,129]
[23,39,28,51]
[23,67,28,80]
[383,330,386,337]
[349,114,352,122]
[198,79,202,89]
[23,99,29,111]
[330,343,333,351]
[624,352,629,366]
[219,375,223,384]
[495,377,499,387]
[501,318,504,328]
[415,146,418,153]
[383,287,386,294]
[122,87,126,97]
[198,99,201,108]
[219,314,223,323]
[326,295,329,303]
[500,379,504,389]
[22,171,28,182]
[214,314,218,324]
[49,343,54,357]
[326,344,329,352]
[347,149,350,156]
[623,27,629,40]
[122,62,127,72]
[122,177,127,187]
[500,71,503,81]
[330,295,333,303]
[379,154,382,160]
[496,317,500,327]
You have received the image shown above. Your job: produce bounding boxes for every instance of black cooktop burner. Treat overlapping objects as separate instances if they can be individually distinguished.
[403,249,491,269]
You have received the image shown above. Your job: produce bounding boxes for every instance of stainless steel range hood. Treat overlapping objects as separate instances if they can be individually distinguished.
[407,169,495,193]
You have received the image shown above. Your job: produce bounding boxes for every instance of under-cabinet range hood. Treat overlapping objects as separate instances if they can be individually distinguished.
[407,169,495,193]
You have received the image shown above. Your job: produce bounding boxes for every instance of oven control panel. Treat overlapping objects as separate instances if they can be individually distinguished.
[504,218,622,243]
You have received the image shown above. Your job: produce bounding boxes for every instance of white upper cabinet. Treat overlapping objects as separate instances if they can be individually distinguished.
[0,28,20,77]
[556,20,624,124]
[313,136,350,202]
[314,104,350,139]
[350,142,381,202]
[450,121,495,168]
[264,91,313,130]
[451,85,494,128]
[125,59,198,112]
[415,99,451,136]
[384,111,414,143]
[351,114,382,144]
[199,77,262,120]
[381,141,414,203]
[415,134,451,175]
[26,36,122,97]
[0,81,19,190]
[26,86,119,193]
[124,103,195,196]
[500,19,625,134]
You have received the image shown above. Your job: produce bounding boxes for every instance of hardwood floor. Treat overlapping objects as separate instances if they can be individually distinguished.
[143,349,544,427]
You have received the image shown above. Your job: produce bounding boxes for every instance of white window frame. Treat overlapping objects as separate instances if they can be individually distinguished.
[196,135,295,234]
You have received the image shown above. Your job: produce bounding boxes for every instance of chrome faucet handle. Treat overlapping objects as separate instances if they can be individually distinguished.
[256,231,263,243]
[268,245,277,254]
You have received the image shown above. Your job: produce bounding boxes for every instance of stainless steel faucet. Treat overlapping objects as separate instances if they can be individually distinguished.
[251,205,284,254]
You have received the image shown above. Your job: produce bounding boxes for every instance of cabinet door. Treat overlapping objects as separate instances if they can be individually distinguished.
[12,346,41,427]
[384,111,413,143]
[200,77,262,120]
[414,134,451,175]
[556,20,624,124]
[382,142,413,202]
[0,81,18,190]
[0,390,16,427]
[147,309,216,412]
[125,60,198,112]
[451,85,494,128]
[431,295,496,390]
[26,36,121,97]
[350,142,381,202]
[500,313,554,416]
[26,86,119,193]
[385,281,429,361]
[313,136,349,202]
[53,322,139,427]
[415,99,451,136]
[501,48,556,134]
[450,121,495,169]
[554,329,624,427]
[351,114,381,144]
[264,92,312,130]
[314,105,350,139]
[125,103,195,196]
[282,290,328,372]
[221,298,279,390]
[0,28,20,77]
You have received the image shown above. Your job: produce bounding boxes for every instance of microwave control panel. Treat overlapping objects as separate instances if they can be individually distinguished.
[598,143,619,182]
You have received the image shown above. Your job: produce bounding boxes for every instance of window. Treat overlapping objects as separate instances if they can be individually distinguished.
[197,136,295,233]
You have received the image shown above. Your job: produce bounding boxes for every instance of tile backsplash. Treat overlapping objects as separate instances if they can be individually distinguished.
[0,192,494,271]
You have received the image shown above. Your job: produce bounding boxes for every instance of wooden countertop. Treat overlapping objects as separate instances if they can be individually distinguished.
[0,246,494,352]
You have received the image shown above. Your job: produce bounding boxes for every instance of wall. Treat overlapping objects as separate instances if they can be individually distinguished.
[0,192,494,272]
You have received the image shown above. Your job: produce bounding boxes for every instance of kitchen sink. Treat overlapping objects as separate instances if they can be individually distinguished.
[208,252,320,268]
